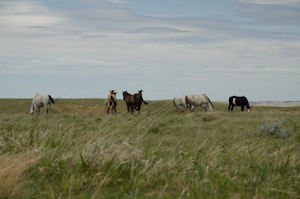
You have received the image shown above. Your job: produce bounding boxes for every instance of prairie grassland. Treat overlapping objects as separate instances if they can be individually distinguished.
[0,98,300,198]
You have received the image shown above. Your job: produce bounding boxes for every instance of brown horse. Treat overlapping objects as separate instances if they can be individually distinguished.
[104,90,117,114]
[122,90,148,114]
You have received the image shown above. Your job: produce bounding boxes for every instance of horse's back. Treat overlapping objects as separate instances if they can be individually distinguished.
[229,96,248,106]
[134,94,142,104]
[174,96,185,105]
[33,94,50,106]
[186,94,207,105]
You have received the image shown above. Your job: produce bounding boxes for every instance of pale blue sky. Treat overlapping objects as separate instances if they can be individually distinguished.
[0,0,300,101]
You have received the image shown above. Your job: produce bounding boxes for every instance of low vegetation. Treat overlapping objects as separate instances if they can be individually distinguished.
[250,119,293,138]
[0,98,300,198]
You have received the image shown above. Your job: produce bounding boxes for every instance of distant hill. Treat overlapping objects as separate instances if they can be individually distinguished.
[218,101,300,107]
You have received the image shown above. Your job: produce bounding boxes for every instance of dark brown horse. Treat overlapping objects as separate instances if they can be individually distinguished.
[122,90,148,114]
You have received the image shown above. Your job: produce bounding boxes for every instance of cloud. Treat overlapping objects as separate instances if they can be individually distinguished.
[106,0,128,3]
[237,0,300,5]
[27,25,49,29]
[0,1,63,29]
[131,27,190,34]
[0,0,299,100]
[234,3,300,26]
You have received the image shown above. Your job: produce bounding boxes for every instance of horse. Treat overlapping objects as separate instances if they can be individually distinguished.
[228,96,250,112]
[173,96,194,112]
[29,93,55,115]
[104,90,117,114]
[122,90,148,114]
[185,94,214,112]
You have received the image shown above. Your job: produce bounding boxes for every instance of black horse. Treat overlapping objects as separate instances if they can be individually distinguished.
[228,96,250,112]
[122,90,148,114]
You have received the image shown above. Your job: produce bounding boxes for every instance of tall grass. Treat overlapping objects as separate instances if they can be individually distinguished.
[0,99,300,198]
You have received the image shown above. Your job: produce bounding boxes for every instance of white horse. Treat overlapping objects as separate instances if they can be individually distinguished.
[173,96,194,112]
[185,94,214,112]
[30,94,55,115]
[104,90,117,114]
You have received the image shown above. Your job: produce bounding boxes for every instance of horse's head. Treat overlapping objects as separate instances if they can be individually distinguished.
[138,90,143,95]
[122,91,127,100]
[110,90,115,94]
[29,106,34,115]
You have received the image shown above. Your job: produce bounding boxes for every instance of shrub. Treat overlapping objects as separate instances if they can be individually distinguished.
[249,119,292,138]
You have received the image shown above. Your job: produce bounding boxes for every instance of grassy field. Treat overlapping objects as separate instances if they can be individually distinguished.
[0,98,300,198]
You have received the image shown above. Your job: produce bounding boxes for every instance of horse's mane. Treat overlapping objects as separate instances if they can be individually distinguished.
[203,94,214,108]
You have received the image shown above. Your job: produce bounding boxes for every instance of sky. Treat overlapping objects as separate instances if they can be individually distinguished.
[0,0,300,101]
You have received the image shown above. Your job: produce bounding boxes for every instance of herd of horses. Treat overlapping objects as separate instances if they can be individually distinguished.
[29,92,251,115]
[104,90,148,114]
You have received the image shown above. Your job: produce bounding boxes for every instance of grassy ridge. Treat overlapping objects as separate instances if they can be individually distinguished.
[0,99,300,198]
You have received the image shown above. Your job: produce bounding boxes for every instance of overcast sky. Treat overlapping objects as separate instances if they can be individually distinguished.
[1,0,299,101]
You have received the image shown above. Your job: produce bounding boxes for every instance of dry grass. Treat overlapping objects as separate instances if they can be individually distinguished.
[0,99,300,198]
[0,152,41,197]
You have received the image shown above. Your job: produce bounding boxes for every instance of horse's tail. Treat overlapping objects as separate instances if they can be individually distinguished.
[204,94,213,109]
[141,96,148,105]
[48,95,55,104]
[185,95,189,105]
[111,96,117,106]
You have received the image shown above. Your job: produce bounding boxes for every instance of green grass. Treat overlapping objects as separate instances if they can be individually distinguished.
[0,98,300,198]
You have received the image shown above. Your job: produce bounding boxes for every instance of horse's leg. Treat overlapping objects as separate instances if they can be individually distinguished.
[37,106,40,115]
[131,107,134,114]
[107,106,110,114]
[50,102,55,114]
[241,105,244,112]
[191,106,195,112]
[231,105,234,112]
[127,105,130,114]
[104,105,107,114]
[111,104,116,114]
[138,105,141,114]
[228,104,231,111]
[34,105,37,114]
[113,104,116,114]
[204,104,207,111]
[44,104,49,114]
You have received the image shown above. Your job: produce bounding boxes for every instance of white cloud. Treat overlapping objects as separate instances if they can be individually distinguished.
[238,0,300,5]
[0,1,63,29]
[131,27,190,34]
[0,1,46,13]
[0,0,299,100]
[106,0,128,3]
